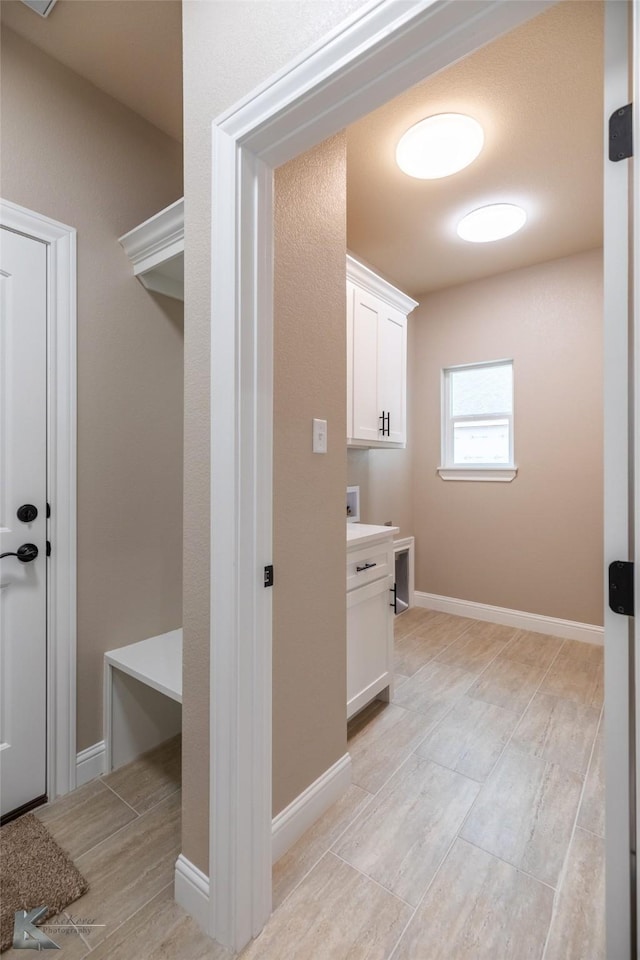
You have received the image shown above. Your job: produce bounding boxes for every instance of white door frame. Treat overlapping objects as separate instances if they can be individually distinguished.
[604,4,635,956]
[0,198,77,803]
[207,0,564,951]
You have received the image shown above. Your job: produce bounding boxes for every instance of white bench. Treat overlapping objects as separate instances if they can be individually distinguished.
[104,629,183,772]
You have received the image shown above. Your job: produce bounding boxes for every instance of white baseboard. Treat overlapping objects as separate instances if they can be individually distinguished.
[271,752,352,864]
[414,592,604,645]
[175,752,352,935]
[175,854,210,936]
[75,741,106,787]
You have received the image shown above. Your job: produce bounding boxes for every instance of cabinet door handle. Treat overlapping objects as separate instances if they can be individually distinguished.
[390,583,397,613]
[386,411,391,436]
[379,411,386,435]
[356,562,377,572]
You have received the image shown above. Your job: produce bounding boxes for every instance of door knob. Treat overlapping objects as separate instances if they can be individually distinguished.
[17,504,38,523]
[0,543,39,563]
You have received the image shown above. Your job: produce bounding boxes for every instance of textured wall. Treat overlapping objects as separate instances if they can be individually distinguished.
[411,249,603,625]
[1,28,184,752]
[273,133,347,816]
[182,0,366,873]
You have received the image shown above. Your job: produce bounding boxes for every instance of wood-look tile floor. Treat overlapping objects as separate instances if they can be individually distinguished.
[12,611,604,960]
[264,611,605,960]
[1,735,220,960]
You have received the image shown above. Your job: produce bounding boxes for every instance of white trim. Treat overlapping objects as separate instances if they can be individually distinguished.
[347,672,392,720]
[393,536,415,612]
[271,753,352,864]
[177,753,352,935]
[437,466,517,482]
[348,438,406,450]
[603,4,634,955]
[118,198,184,301]
[175,855,211,937]
[75,741,105,787]
[634,0,640,941]
[346,253,418,315]
[118,198,184,272]
[414,591,604,645]
[136,270,183,303]
[207,0,555,951]
[0,199,77,802]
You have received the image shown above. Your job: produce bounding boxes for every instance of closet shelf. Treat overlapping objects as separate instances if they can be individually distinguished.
[119,197,184,301]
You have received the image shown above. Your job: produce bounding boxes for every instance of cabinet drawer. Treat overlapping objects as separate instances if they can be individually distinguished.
[347,542,391,591]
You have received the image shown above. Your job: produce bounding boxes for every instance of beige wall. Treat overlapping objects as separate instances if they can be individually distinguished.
[182,0,365,871]
[411,249,603,625]
[273,133,347,815]
[1,28,184,750]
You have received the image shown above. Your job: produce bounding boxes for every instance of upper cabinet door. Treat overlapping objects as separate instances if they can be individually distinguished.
[377,306,406,444]
[346,254,418,448]
[351,286,382,442]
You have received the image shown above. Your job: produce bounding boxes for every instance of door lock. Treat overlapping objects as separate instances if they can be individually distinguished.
[17,504,38,523]
[0,543,39,563]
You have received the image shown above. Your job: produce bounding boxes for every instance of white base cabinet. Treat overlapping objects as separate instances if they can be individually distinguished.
[346,525,397,720]
[347,577,393,718]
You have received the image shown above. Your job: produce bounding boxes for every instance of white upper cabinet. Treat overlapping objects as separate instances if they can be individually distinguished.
[347,254,418,447]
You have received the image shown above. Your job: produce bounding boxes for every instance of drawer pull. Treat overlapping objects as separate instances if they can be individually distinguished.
[356,561,377,572]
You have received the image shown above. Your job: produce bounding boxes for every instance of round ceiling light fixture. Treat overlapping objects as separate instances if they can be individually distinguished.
[395,113,484,179]
[457,203,527,243]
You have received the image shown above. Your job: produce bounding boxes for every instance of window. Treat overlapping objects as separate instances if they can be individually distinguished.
[439,360,517,481]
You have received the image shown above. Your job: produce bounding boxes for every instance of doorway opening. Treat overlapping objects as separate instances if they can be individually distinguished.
[273,2,605,955]
[208,0,634,956]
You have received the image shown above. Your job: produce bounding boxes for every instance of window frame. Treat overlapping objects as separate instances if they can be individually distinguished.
[438,359,517,482]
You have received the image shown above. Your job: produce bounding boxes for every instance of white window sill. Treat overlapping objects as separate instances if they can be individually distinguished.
[437,466,518,482]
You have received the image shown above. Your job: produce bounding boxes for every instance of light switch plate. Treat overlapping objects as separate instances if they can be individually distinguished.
[312,418,328,454]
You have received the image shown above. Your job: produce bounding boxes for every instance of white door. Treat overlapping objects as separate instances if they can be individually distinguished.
[0,226,48,819]
[351,285,382,442]
[377,307,406,444]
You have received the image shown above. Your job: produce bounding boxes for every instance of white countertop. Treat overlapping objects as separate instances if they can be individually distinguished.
[347,522,399,547]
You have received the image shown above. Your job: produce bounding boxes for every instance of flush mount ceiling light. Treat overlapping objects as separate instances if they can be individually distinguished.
[457,203,527,243]
[395,113,484,179]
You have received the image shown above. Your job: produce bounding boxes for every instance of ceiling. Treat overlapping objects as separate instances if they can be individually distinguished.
[1,0,602,295]
[0,0,183,141]
[346,1,603,297]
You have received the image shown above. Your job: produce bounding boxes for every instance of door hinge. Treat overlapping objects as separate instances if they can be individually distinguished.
[608,560,634,616]
[264,564,274,588]
[46,541,51,557]
[609,103,632,161]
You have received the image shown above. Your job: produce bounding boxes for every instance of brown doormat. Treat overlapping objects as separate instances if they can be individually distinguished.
[1,813,89,952]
